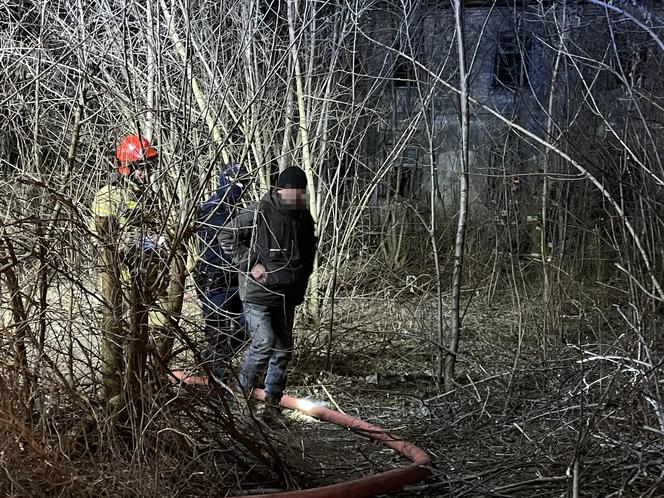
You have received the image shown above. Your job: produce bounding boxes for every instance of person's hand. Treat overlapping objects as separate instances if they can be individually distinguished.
[251,263,267,284]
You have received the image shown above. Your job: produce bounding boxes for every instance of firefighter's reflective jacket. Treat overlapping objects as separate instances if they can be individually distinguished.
[91,176,171,287]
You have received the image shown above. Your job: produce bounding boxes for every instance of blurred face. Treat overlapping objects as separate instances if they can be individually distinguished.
[128,156,157,185]
[132,167,149,184]
[277,187,308,208]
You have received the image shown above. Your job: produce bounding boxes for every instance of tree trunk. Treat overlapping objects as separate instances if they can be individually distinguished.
[445,0,470,392]
[157,249,187,363]
[287,0,319,318]
[96,219,124,403]
[542,1,567,340]
[0,236,35,395]
[160,0,229,164]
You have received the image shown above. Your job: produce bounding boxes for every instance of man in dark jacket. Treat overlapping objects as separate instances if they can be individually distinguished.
[195,162,249,383]
[220,166,316,422]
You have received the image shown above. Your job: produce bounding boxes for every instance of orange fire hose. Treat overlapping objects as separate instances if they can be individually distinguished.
[171,372,431,497]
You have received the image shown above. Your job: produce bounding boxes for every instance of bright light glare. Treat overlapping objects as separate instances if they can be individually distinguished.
[294,398,316,413]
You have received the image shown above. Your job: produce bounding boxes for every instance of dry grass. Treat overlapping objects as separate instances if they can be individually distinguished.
[291,290,664,497]
[1,275,663,497]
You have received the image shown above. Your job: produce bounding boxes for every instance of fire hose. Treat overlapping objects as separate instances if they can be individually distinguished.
[172,371,431,497]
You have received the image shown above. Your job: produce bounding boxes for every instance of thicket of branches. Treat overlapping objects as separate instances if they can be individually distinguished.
[1,0,663,495]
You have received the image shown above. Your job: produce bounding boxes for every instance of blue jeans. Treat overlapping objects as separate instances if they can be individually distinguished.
[239,303,295,400]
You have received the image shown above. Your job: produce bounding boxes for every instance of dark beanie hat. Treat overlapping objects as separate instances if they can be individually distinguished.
[276,166,308,189]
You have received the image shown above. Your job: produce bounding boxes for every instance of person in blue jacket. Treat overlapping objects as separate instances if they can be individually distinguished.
[194,162,250,383]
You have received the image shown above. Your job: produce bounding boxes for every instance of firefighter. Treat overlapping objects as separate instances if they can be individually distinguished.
[92,134,170,406]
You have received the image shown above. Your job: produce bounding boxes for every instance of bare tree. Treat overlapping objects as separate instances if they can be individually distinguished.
[444,0,471,390]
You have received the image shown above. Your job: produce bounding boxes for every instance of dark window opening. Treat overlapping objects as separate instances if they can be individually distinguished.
[393,146,419,197]
[492,32,530,89]
[393,55,415,87]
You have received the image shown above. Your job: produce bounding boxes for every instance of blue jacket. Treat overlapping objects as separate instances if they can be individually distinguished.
[196,164,246,287]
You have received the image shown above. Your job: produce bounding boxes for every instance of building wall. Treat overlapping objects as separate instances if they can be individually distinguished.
[360,1,664,216]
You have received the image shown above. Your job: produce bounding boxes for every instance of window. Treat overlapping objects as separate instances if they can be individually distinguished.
[394,146,419,198]
[392,37,417,87]
[492,32,530,89]
[393,53,415,87]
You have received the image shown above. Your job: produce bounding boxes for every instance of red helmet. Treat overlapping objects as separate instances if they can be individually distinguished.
[115,134,158,175]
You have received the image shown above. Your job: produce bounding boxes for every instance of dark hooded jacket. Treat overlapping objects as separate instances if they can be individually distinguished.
[219,190,316,307]
[195,165,245,288]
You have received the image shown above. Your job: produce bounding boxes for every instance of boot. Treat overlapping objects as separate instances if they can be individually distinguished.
[262,394,283,426]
